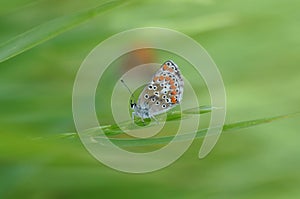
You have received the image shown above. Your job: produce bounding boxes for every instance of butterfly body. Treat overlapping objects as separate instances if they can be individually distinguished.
[131,60,184,122]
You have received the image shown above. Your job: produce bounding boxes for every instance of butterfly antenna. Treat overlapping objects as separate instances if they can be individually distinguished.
[120,79,136,102]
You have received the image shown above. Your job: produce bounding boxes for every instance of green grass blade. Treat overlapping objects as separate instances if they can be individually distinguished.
[0,0,126,63]
[89,112,299,147]
[102,105,213,136]
[58,105,213,138]
[222,113,300,131]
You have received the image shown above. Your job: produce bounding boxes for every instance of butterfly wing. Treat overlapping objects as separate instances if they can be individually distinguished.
[137,60,184,117]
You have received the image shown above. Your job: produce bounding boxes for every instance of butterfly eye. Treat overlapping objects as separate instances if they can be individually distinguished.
[148,85,153,90]
[153,86,157,90]
[144,94,149,99]
[162,104,167,108]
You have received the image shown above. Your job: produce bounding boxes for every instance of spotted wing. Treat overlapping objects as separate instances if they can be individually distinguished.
[137,60,184,117]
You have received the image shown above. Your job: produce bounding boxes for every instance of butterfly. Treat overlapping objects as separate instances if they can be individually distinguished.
[122,60,184,123]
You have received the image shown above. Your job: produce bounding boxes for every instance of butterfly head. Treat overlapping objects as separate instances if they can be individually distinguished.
[130,99,136,109]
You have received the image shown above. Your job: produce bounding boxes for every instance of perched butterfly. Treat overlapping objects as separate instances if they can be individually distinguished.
[122,60,184,123]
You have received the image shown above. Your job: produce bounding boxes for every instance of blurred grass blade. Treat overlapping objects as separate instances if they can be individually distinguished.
[90,112,300,147]
[0,0,126,63]
[222,113,296,131]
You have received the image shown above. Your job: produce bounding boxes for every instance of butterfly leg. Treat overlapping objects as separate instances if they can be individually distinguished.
[131,112,135,124]
[132,112,146,125]
[140,117,145,125]
[151,115,159,124]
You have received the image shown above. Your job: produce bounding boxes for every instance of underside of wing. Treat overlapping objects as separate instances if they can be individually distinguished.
[137,60,184,117]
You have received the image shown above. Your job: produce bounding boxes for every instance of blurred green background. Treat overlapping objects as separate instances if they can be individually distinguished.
[1,0,300,198]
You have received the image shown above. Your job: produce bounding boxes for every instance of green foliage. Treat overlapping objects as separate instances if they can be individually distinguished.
[0,0,126,62]
[1,0,300,199]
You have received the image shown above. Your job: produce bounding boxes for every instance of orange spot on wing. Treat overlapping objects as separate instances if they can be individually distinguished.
[171,91,177,95]
[163,64,168,71]
[170,85,176,89]
[168,68,173,72]
[169,80,174,85]
[153,76,159,81]
[171,96,177,104]
[165,77,171,81]
[159,76,164,81]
